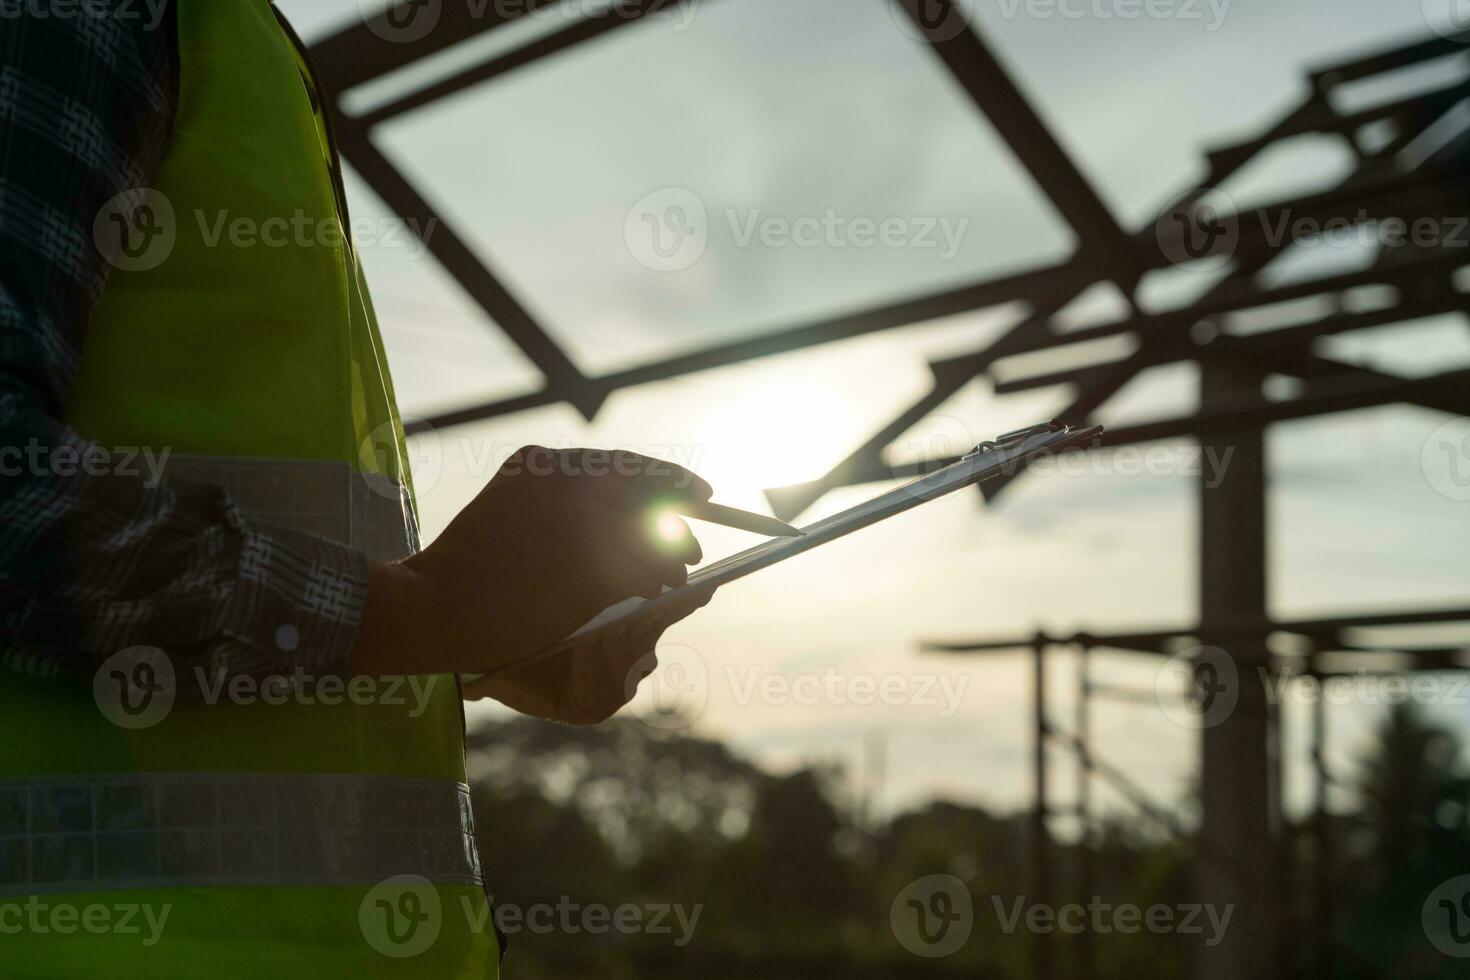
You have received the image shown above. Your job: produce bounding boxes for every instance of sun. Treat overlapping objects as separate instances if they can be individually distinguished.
[692,380,860,507]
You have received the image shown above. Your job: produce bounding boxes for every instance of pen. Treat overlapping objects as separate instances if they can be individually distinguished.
[675,501,803,538]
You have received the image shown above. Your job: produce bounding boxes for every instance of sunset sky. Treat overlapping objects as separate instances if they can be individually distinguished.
[283,0,1470,823]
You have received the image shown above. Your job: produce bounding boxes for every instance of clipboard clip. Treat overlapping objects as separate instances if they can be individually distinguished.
[962,419,1069,460]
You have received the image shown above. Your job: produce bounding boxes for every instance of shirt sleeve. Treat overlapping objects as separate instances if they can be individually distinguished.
[0,3,371,682]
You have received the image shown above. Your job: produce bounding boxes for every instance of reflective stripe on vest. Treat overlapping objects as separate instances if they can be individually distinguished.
[1,0,502,971]
[159,454,419,563]
[0,774,481,898]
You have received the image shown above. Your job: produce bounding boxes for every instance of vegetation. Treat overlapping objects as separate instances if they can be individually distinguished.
[464,702,1470,978]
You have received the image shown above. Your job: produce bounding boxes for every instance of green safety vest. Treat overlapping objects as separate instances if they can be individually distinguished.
[0,1,500,976]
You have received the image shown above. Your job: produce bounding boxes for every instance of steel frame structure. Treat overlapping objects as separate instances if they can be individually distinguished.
[311,5,1470,979]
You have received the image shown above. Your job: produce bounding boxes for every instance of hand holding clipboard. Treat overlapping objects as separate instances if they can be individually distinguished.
[461,420,1100,699]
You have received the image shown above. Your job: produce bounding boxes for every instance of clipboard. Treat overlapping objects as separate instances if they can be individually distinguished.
[461,419,1101,699]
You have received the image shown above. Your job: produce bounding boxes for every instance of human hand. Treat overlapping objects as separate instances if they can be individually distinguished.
[352,447,712,723]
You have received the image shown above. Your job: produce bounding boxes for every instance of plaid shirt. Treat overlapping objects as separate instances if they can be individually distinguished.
[0,2,371,681]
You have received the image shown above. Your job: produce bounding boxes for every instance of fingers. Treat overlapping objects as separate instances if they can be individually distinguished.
[646,511,702,566]
[560,626,657,725]
[563,592,712,725]
[586,526,684,594]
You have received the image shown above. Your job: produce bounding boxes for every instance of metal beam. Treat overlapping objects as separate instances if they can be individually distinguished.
[921,606,1470,656]
[309,0,565,94]
[760,152,1469,513]
[331,120,604,418]
[1309,29,1470,88]
[782,364,1470,511]
[354,0,692,128]
[414,146,1469,434]
[893,0,1131,280]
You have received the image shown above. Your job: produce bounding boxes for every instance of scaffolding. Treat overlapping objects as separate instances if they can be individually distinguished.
[311,6,1470,977]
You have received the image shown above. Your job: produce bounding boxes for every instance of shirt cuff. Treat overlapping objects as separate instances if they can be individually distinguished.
[215,523,372,677]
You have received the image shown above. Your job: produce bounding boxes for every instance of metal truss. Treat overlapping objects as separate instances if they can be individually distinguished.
[311,4,1470,467]
[310,8,1470,979]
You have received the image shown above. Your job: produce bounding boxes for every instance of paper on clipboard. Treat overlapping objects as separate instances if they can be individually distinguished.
[461,419,1101,699]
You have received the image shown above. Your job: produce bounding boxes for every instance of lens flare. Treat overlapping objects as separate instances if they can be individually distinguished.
[655,508,687,545]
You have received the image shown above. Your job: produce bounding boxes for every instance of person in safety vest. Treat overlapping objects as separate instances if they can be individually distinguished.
[0,2,710,976]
